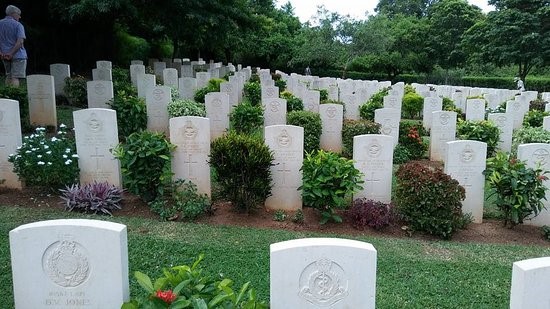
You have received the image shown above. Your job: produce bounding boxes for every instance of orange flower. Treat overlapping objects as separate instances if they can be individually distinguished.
[156,290,177,304]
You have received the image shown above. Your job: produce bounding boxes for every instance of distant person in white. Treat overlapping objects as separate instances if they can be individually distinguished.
[515,77,525,92]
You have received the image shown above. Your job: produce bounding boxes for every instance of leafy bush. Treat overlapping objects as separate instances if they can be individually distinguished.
[291,209,304,223]
[192,78,225,103]
[288,111,322,155]
[107,91,147,139]
[348,198,394,230]
[530,98,546,111]
[64,75,88,108]
[112,131,175,202]
[122,254,267,309]
[402,92,423,119]
[396,126,428,163]
[280,90,303,112]
[148,179,210,221]
[230,102,263,134]
[244,81,262,106]
[523,110,550,128]
[511,127,550,155]
[319,89,329,102]
[393,144,413,164]
[210,132,273,212]
[112,67,135,95]
[8,125,79,189]
[456,120,500,157]
[341,119,381,158]
[272,210,287,222]
[0,84,30,131]
[275,79,286,94]
[167,98,206,118]
[59,182,123,215]
[359,87,388,121]
[300,150,364,224]
[395,161,466,239]
[485,152,548,227]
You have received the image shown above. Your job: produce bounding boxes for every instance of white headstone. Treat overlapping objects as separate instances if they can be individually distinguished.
[303,90,320,113]
[96,60,112,69]
[422,97,443,130]
[488,113,513,152]
[374,108,400,147]
[264,125,304,211]
[146,86,171,135]
[465,99,486,121]
[452,91,466,111]
[130,64,145,87]
[261,85,279,104]
[137,73,156,99]
[205,92,230,140]
[130,60,143,65]
[544,116,550,131]
[92,68,112,81]
[153,62,166,82]
[196,72,211,89]
[353,134,393,203]
[430,111,457,162]
[506,99,529,129]
[163,68,179,90]
[341,93,359,120]
[169,116,211,197]
[517,143,550,226]
[73,108,121,187]
[263,98,287,127]
[270,238,377,309]
[320,104,343,153]
[0,99,22,188]
[49,63,70,96]
[510,257,550,309]
[9,219,129,308]
[179,77,197,100]
[444,140,487,223]
[220,81,238,107]
[383,95,402,114]
[27,74,57,128]
[86,80,114,109]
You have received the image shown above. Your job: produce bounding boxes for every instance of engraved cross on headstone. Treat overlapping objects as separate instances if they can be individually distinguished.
[365,171,381,196]
[276,162,292,185]
[184,153,198,178]
[90,147,105,170]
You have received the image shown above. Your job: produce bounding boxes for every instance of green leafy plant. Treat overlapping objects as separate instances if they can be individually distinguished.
[8,125,79,189]
[542,225,550,241]
[193,78,225,103]
[64,75,88,108]
[149,179,211,221]
[402,92,423,119]
[275,79,286,94]
[529,98,546,111]
[395,126,427,163]
[244,81,261,106]
[272,210,287,222]
[300,150,364,224]
[341,119,381,158]
[0,84,30,131]
[484,152,548,228]
[359,87,388,121]
[167,98,206,118]
[122,254,267,309]
[107,90,148,139]
[230,102,263,135]
[456,119,500,157]
[395,161,466,239]
[511,127,550,156]
[280,91,303,112]
[210,132,273,212]
[291,209,304,223]
[59,181,123,215]
[112,131,175,202]
[348,198,394,230]
[319,89,329,102]
[523,110,550,128]
[287,110,322,154]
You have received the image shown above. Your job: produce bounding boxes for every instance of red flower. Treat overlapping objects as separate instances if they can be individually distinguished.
[156,290,177,304]
[538,175,548,181]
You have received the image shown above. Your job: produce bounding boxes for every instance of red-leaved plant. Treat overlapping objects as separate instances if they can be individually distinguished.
[59,181,123,215]
[348,198,394,230]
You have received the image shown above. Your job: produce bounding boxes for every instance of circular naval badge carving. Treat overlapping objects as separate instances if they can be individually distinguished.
[153,88,164,101]
[299,258,349,307]
[439,113,450,125]
[42,237,90,287]
[496,116,506,126]
[87,113,102,132]
[327,106,337,119]
[533,148,550,166]
[182,120,198,140]
[276,129,292,148]
[94,83,105,95]
[381,119,393,135]
[270,101,280,113]
[266,87,276,98]
[367,140,382,158]
[212,98,222,106]
[461,145,475,163]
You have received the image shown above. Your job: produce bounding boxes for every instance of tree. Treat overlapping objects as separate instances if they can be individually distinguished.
[375,0,436,18]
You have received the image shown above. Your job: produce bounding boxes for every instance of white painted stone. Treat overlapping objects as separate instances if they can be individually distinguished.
[444,140,486,223]
[327,84,339,102]
[465,99,486,121]
[0,99,22,188]
[86,80,114,109]
[146,86,171,135]
[73,108,121,187]
[488,113,513,152]
[263,98,287,127]
[220,81,238,107]
[92,68,112,81]
[261,85,279,104]
[49,63,70,96]
[517,143,550,226]
[96,60,112,69]
[545,116,550,131]
[374,108,400,147]
[205,92,230,140]
[353,134,393,203]
[264,125,303,211]
[153,62,166,82]
[181,64,193,78]
[130,64,145,87]
[510,257,550,309]
[196,72,211,89]
[303,90,320,113]
[270,238,377,309]
[163,68,179,90]
[137,73,156,99]
[9,219,129,308]
[130,60,143,65]
[27,75,57,128]
[452,91,466,111]
[320,104,343,153]
[430,111,457,162]
[506,99,529,129]
[340,93,359,120]
[383,95,402,114]
[422,97,443,130]
[169,116,211,197]
[484,93,500,109]
[179,77,197,100]
[545,103,550,113]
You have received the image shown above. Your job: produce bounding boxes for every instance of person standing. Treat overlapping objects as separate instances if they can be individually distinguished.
[0,5,26,87]
[515,77,525,92]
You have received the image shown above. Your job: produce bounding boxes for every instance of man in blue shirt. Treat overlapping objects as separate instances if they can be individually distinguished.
[0,5,26,87]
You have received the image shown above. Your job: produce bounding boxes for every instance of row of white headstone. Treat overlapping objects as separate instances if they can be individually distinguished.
[8,218,549,308]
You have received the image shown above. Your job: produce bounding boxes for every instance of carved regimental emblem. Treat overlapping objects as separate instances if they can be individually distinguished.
[461,145,475,163]
[212,98,222,106]
[381,119,393,135]
[266,87,276,98]
[182,120,198,140]
[94,83,105,96]
[153,88,164,101]
[439,113,450,125]
[367,140,382,158]
[496,116,507,127]
[299,259,349,307]
[42,235,90,287]
[327,106,337,119]
[87,113,102,132]
[533,148,550,166]
[276,129,292,148]
[270,101,280,113]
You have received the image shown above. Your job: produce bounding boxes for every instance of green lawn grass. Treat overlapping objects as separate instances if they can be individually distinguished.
[1,205,549,308]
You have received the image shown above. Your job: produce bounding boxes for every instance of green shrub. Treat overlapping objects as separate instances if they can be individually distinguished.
[529,98,546,111]
[523,110,550,128]
[402,92,424,119]
[511,127,550,155]
[113,24,150,67]
[64,75,88,108]
[8,125,79,189]
[112,131,175,202]
[244,81,262,106]
[319,89,329,102]
[167,99,206,118]
[456,120,500,157]
[291,209,304,223]
[112,67,135,95]
[275,79,286,94]
[122,254,267,309]
[0,84,30,131]
[272,210,287,222]
[287,110,322,154]
[300,150,364,224]
[230,102,263,134]
[396,125,428,163]
[149,179,210,221]
[395,161,466,239]
[359,88,388,121]
[192,79,225,103]
[485,152,548,227]
[107,91,147,139]
[280,90,303,112]
[210,132,273,212]
[341,119,381,158]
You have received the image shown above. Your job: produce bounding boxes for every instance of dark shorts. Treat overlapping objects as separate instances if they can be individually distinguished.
[3,58,26,78]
